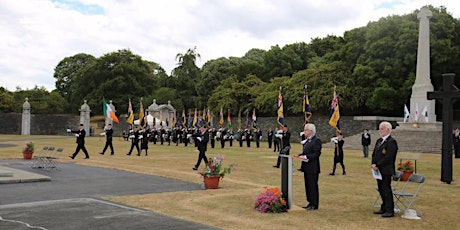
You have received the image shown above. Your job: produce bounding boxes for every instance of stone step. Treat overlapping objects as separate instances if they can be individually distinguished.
[323,129,443,153]
[0,169,14,177]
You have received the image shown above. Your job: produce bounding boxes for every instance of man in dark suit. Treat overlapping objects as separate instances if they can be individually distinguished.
[67,124,90,159]
[362,129,371,157]
[267,128,273,149]
[127,126,141,156]
[245,128,252,147]
[371,121,398,218]
[99,124,114,155]
[329,133,346,175]
[193,126,209,170]
[254,128,262,148]
[294,123,321,210]
[453,128,460,158]
[273,124,291,168]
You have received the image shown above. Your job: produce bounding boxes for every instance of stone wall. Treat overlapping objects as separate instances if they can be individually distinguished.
[0,113,22,134]
[3,112,460,141]
[0,113,79,135]
[242,115,377,143]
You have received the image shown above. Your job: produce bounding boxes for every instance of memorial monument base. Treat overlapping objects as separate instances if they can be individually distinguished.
[397,122,442,131]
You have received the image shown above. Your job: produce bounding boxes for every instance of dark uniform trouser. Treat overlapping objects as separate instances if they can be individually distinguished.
[102,141,114,154]
[73,144,89,158]
[128,143,140,155]
[304,172,319,208]
[195,150,208,168]
[377,174,394,213]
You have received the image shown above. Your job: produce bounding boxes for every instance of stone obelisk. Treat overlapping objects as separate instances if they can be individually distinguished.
[21,98,31,135]
[410,6,436,124]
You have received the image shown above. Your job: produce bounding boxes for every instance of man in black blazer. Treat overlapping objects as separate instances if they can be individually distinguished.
[127,126,141,156]
[362,129,371,157]
[193,126,209,170]
[68,124,90,159]
[273,124,291,168]
[295,123,321,210]
[99,124,114,155]
[371,121,398,218]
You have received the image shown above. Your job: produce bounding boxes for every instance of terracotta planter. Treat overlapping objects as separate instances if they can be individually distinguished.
[400,170,414,181]
[23,152,33,160]
[203,175,221,189]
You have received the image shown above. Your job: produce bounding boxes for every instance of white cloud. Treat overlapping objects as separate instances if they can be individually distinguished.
[0,0,459,91]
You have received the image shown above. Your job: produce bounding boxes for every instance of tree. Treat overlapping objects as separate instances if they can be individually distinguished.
[70,49,158,115]
[53,53,96,101]
[12,86,68,114]
[0,87,14,112]
[208,74,267,116]
[172,47,202,109]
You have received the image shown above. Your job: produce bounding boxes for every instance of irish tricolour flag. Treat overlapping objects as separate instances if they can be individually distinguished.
[103,99,119,123]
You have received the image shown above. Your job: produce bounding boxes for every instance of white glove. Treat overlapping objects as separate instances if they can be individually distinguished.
[300,131,304,136]
[300,139,307,145]
[138,136,143,140]
[129,135,134,139]
[277,130,283,134]
[187,134,192,138]
[331,137,338,143]
[275,134,282,138]
[100,132,106,136]
[66,129,71,133]
[75,134,79,137]
[197,137,202,141]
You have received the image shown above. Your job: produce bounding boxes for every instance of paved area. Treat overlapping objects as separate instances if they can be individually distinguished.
[0,165,50,184]
[0,160,218,230]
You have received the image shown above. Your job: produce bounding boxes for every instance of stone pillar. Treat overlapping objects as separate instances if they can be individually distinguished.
[105,100,116,128]
[79,100,91,132]
[410,6,436,123]
[21,97,31,135]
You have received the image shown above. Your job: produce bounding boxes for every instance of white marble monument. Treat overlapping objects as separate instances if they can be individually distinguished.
[400,6,440,130]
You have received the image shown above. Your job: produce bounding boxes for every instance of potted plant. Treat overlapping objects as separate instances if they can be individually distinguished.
[22,141,35,159]
[200,154,237,189]
[254,186,287,213]
[397,160,415,181]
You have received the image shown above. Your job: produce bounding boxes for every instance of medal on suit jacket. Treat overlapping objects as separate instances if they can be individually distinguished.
[377,138,387,154]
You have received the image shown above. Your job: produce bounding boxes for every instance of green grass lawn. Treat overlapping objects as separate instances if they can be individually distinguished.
[1,134,459,230]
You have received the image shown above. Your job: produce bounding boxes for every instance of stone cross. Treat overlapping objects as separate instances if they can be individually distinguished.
[427,73,460,184]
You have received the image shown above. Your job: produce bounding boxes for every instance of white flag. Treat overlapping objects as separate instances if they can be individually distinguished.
[404,104,410,123]
[422,105,428,122]
[414,103,419,122]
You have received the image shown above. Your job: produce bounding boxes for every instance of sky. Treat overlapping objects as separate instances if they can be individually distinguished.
[1,0,459,92]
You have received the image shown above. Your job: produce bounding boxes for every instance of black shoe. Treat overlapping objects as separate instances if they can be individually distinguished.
[306,206,318,210]
[329,173,335,176]
[137,154,140,156]
[297,168,303,172]
[111,153,114,155]
[84,157,89,159]
[69,156,74,160]
[381,212,394,218]
[343,172,346,175]
[302,204,311,209]
[192,167,198,171]
[127,153,131,155]
[273,165,280,168]
[99,152,104,155]
[373,210,385,215]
